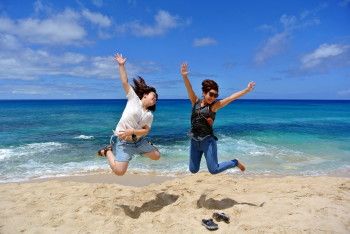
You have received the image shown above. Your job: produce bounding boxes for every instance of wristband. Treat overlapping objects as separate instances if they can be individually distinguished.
[132,133,137,142]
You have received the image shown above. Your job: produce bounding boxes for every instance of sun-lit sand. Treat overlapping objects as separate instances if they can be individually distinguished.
[0,172,349,233]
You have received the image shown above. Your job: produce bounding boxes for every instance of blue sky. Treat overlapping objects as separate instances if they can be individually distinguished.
[0,0,349,99]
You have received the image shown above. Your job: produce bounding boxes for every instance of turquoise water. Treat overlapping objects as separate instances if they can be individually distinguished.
[0,99,349,182]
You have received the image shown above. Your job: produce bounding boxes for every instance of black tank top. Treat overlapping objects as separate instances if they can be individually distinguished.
[191,99,216,138]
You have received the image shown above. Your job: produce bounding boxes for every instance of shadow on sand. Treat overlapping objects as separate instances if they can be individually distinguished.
[197,194,265,210]
[118,192,179,219]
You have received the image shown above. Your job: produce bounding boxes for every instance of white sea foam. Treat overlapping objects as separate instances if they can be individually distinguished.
[155,135,317,168]
[0,160,107,183]
[0,142,69,162]
[217,134,309,159]
[74,135,94,140]
[1,135,348,183]
[0,149,12,161]
[0,141,105,183]
[18,142,68,156]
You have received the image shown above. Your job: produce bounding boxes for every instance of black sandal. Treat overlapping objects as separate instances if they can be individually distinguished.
[97,144,113,157]
[202,219,218,231]
[212,212,230,223]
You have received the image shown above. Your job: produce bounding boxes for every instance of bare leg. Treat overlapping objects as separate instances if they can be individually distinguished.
[106,150,129,176]
[236,160,246,172]
[143,150,160,160]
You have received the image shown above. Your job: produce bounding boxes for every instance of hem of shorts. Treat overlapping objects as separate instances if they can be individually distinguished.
[114,159,131,162]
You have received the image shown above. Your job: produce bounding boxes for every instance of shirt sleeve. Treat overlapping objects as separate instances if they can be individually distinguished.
[126,85,138,101]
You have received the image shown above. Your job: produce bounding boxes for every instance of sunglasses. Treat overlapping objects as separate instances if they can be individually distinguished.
[208,91,219,98]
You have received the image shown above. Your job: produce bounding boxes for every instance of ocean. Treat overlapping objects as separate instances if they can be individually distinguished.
[0,99,349,183]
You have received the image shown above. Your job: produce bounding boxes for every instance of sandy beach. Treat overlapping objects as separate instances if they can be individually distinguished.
[0,173,349,233]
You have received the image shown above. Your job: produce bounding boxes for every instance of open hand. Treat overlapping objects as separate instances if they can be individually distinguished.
[115,53,127,65]
[181,63,189,77]
[247,81,256,92]
[116,129,133,140]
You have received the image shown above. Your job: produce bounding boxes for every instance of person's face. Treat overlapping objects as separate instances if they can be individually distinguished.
[203,89,219,104]
[144,92,157,107]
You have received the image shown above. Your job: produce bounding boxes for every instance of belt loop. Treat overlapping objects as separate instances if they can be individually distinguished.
[109,135,114,145]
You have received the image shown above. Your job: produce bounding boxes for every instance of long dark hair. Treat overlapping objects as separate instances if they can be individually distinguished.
[132,76,158,112]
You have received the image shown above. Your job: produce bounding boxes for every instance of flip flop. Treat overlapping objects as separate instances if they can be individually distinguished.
[212,212,230,223]
[201,219,218,231]
[97,144,113,157]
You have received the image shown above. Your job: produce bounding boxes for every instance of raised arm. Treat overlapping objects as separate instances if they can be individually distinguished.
[212,82,256,112]
[180,63,198,105]
[115,53,130,94]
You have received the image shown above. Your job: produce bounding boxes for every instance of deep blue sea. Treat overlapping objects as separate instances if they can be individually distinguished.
[0,99,349,182]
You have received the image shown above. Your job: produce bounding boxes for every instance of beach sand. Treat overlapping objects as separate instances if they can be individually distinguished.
[0,173,349,233]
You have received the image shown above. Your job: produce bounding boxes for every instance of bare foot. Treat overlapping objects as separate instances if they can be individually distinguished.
[237,160,246,172]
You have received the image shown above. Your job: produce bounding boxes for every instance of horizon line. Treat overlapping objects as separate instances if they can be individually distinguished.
[0,98,350,101]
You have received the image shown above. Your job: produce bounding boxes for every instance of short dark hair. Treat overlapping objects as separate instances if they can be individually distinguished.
[202,79,219,93]
[132,76,158,112]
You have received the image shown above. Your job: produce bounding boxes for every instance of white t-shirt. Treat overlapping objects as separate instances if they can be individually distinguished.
[115,86,153,133]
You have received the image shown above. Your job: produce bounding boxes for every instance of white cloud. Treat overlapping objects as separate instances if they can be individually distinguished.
[3,83,93,97]
[193,37,217,47]
[283,43,350,77]
[0,7,113,45]
[61,52,87,64]
[300,3,327,19]
[257,24,275,33]
[254,32,289,64]
[91,0,104,7]
[280,14,297,29]
[117,10,189,37]
[0,34,21,49]
[0,44,111,80]
[301,44,349,68]
[32,0,54,15]
[0,17,15,32]
[12,86,49,95]
[0,9,86,45]
[0,44,160,81]
[255,5,324,65]
[82,9,111,27]
[34,0,45,13]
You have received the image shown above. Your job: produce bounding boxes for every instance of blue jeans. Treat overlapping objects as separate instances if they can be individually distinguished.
[189,136,238,174]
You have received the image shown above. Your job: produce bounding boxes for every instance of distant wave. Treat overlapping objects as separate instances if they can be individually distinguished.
[0,142,68,161]
[156,134,311,161]
[20,142,68,153]
[74,135,94,140]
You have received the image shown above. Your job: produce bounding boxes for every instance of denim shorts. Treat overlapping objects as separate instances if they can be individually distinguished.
[110,135,158,162]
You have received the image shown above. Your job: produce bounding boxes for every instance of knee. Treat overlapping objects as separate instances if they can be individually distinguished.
[113,170,126,176]
[153,151,161,160]
[189,168,199,174]
[149,151,160,160]
[112,168,127,176]
[208,167,218,175]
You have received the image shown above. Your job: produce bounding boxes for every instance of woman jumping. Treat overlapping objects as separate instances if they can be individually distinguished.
[97,53,160,176]
[180,63,255,174]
